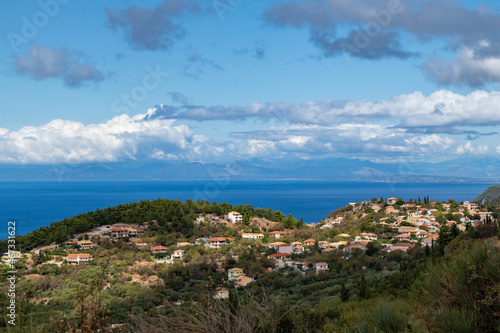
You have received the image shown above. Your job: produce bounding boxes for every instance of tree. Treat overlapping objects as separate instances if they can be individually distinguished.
[243,214,250,225]
[358,273,369,299]
[340,283,349,302]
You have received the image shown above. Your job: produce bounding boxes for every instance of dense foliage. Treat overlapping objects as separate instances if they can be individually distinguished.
[0,199,300,252]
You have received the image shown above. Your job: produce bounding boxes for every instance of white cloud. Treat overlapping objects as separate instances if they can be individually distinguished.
[2,105,498,165]
[0,114,195,164]
[156,90,500,129]
[456,141,490,155]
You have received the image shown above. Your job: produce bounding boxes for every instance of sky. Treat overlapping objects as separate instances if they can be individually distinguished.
[1,0,500,166]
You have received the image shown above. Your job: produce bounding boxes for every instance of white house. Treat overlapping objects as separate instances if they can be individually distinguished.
[67,253,92,265]
[228,211,243,224]
[315,262,329,273]
[172,249,185,259]
[268,231,285,238]
[360,233,377,240]
[208,237,234,249]
[241,233,264,240]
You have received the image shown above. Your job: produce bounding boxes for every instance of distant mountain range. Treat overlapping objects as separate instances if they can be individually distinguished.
[2,157,500,182]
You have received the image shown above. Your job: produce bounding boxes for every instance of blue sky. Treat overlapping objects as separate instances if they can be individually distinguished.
[1,0,500,166]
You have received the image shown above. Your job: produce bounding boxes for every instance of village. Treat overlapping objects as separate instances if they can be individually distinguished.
[3,196,497,300]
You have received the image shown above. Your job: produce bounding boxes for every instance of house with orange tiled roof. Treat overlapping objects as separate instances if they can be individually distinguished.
[267,253,291,261]
[385,243,414,252]
[110,227,137,238]
[304,239,316,246]
[110,228,128,238]
[151,245,168,254]
[360,233,377,240]
[401,203,416,209]
[416,231,429,239]
[268,231,285,238]
[67,253,92,265]
[208,237,234,249]
[343,244,366,252]
[394,234,411,241]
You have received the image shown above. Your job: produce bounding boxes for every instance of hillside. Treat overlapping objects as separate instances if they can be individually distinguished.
[473,184,500,205]
[1,195,499,331]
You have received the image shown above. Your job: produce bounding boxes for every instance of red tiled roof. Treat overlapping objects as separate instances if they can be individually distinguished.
[152,246,167,250]
[268,253,290,258]
[68,253,91,259]
[345,245,365,249]
[209,237,234,242]
[393,243,413,247]
[269,231,285,234]
[304,239,316,243]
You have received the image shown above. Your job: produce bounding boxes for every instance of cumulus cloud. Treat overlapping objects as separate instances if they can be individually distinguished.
[1,108,497,165]
[263,0,500,84]
[0,113,201,164]
[15,44,104,87]
[456,141,490,155]
[148,90,500,130]
[106,0,203,50]
[229,123,471,162]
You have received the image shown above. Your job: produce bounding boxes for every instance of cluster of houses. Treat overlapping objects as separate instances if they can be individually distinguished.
[36,198,498,271]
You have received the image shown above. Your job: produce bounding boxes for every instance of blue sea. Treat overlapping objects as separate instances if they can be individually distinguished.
[0,181,495,239]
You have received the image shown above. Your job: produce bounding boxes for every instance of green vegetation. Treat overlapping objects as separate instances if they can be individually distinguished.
[0,197,499,332]
[473,184,500,206]
[0,199,300,253]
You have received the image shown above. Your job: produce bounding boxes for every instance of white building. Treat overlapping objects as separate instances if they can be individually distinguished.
[228,211,243,224]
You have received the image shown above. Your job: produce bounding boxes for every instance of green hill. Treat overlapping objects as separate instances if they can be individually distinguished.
[473,185,500,205]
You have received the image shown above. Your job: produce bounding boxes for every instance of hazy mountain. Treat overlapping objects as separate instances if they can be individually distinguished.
[0,157,499,182]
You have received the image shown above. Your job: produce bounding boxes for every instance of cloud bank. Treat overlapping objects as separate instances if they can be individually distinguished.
[148,90,500,129]
[1,90,499,164]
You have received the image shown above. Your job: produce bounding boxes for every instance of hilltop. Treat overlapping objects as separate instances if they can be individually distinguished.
[473,184,500,205]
